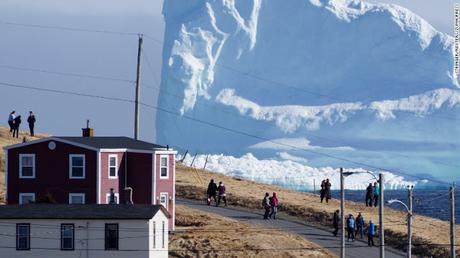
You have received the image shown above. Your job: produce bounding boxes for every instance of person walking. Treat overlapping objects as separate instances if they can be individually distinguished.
[355,212,365,239]
[332,209,340,236]
[367,220,375,246]
[320,179,326,203]
[346,214,355,241]
[27,111,36,136]
[269,192,279,219]
[262,192,271,220]
[365,183,374,207]
[373,181,380,207]
[206,179,218,206]
[216,181,227,207]
[12,115,21,138]
[324,178,332,203]
[8,111,15,134]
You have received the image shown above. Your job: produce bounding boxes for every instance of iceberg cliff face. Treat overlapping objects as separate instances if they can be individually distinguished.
[158,0,460,186]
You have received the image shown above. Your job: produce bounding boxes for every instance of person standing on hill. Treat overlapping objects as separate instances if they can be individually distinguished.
[216,181,227,207]
[365,183,374,207]
[27,111,36,136]
[373,182,380,207]
[206,179,217,206]
[324,178,332,203]
[12,115,21,138]
[367,220,375,246]
[346,214,355,241]
[355,212,364,239]
[269,192,279,219]
[320,179,326,203]
[332,209,340,236]
[8,111,15,134]
[262,192,271,220]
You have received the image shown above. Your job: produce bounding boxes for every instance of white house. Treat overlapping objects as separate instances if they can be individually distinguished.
[0,204,170,258]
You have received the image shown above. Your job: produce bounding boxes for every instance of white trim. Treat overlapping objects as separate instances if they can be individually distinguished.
[69,193,86,204]
[172,154,176,231]
[159,192,168,209]
[108,154,118,179]
[101,148,156,154]
[5,150,8,203]
[69,154,86,179]
[3,137,99,151]
[159,155,169,179]
[19,154,35,179]
[155,150,178,155]
[152,153,156,205]
[97,151,101,204]
[19,193,35,204]
[105,193,120,204]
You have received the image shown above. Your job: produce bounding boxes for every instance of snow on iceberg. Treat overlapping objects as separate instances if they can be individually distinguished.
[180,153,426,191]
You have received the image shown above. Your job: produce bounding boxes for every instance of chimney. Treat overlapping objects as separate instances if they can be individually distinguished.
[82,119,94,137]
[124,187,134,205]
[108,188,116,204]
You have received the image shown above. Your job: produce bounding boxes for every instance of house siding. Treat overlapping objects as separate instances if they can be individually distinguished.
[7,140,97,204]
[100,152,126,204]
[155,153,175,230]
[126,152,152,204]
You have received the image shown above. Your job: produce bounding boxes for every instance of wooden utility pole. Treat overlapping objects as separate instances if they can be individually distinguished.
[451,185,456,258]
[407,186,413,258]
[134,34,143,140]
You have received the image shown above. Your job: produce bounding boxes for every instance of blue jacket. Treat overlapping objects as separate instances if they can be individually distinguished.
[368,223,375,236]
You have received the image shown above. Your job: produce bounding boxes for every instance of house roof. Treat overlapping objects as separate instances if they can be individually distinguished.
[56,136,166,150]
[0,204,170,220]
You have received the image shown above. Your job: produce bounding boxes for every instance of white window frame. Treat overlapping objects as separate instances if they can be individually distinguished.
[69,193,85,204]
[106,192,119,204]
[108,154,118,179]
[69,154,85,179]
[19,193,35,204]
[159,192,168,209]
[159,155,169,179]
[19,154,35,179]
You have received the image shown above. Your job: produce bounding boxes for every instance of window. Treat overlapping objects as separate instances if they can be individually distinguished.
[108,155,118,179]
[61,224,74,250]
[16,224,30,250]
[19,154,35,179]
[69,155,85,179]
[160,156,168,178]
[106,193,119,204]
[69,193,85,204]
[162,221,165,249]
[105,224,119,250]
[153,222,156,249]
[159,193,168,209]
[19,193,35,204]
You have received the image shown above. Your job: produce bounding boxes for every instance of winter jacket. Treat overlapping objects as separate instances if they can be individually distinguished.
[217,185,226,196]
[263,196,270,208]
[347,217,355,229]
[207,182,217,196]
[356,215,364,228]
[13,116,21,128]
[333,213,340,227]
[373,185,380,196]
[270,193,279,207]
[27,115,36,125]
[368,223,375,236]
[366,185,374,198]
[8,113,14,122]
[324,181,332,198]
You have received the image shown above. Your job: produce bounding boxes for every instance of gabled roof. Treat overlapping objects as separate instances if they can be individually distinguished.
[0,204,170,220]
[56,137,166,150]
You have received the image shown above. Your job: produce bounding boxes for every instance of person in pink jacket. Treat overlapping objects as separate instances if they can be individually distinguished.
[269,192,279,219]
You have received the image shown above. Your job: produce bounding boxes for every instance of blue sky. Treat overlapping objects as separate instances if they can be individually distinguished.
[0,0,455,143]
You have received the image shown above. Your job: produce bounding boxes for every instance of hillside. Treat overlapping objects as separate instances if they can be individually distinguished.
[176,163,459,257]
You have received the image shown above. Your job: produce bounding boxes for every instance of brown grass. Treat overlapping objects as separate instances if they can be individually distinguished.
[176,164,460,257]
[170,205,336,258]
[0,127,46,203]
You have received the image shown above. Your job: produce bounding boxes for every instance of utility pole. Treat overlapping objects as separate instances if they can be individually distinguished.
[379,173,385,258]
[134,34,143,140]
[340,167,345,258]
[407,186,413,258]
[451,185,456,258]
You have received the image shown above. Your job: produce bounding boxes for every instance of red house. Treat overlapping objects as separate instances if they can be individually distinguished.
[3,134,177,230]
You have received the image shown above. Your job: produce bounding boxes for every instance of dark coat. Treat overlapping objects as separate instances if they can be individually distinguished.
[27,115,36,125]
[207,182,217,196]
[333,212,340,227]
[13,116,21,128]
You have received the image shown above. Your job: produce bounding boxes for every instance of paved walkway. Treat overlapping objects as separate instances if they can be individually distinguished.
[178,199,405,258]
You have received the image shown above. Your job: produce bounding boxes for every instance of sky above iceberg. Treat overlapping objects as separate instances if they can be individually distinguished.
[0,0,455,142]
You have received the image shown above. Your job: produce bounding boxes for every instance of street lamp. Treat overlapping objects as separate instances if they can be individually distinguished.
[387,185,413,258]
[340,169,385,258]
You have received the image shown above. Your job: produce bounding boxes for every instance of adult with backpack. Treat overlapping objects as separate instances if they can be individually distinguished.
[216,181,227,207]
[206,179,217,206]
[355,212,365,239]
[262,192,270,220]
[269,192,279,219]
